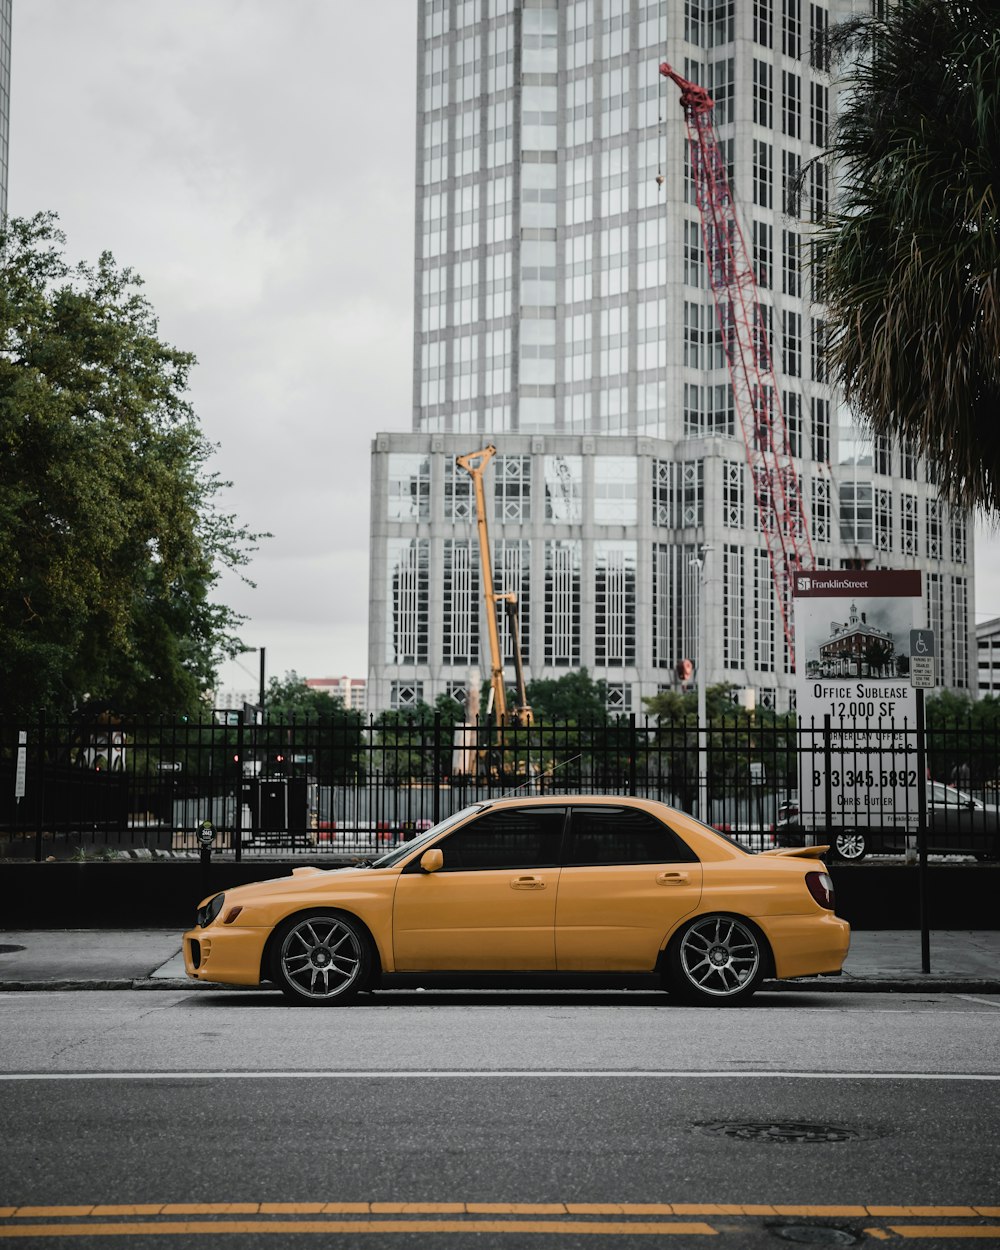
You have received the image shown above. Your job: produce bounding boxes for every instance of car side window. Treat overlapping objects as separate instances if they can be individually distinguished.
[564,807,698,866]
[433,807,567,871]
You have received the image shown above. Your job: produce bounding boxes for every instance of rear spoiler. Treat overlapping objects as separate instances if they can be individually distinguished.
[758,845,830,859]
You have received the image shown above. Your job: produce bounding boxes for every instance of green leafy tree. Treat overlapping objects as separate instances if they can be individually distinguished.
[371,696,464,780]
[924,689,1000,787]
[813,1,1000,509]
[524,668,609,723]
[257,671,364,780]
[643,684,797,816]
[0,213,263,717]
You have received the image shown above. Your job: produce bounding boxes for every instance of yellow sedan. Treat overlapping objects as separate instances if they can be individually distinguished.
[183,796,849,1007]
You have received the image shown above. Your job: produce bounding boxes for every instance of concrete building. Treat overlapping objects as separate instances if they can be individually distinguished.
[976,618,1000,698]
[0,0,8,219]
[366,0,974,717]
[306,676,369,716]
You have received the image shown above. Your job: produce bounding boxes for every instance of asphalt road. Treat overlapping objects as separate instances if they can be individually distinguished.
[1,989,998,1248]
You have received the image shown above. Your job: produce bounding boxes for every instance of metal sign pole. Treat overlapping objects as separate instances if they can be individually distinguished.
[915,687,930,973]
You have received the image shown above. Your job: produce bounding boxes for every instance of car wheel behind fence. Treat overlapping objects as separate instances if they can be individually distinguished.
[271,910,372,1006]
[832,831,868,861]
[665,913,767,1007]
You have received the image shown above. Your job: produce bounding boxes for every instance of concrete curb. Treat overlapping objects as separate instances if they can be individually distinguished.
[1,977,997,994]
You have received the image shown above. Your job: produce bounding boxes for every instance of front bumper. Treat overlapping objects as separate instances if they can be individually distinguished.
[183,924,270,987]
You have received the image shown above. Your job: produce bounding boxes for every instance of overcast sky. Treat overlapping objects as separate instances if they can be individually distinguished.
[11,3,1000,696]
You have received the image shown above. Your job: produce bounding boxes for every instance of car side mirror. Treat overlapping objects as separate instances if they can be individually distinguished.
[420,848,444,873]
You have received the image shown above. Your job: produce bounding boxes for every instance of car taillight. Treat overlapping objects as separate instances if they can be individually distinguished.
[805,870,835,909]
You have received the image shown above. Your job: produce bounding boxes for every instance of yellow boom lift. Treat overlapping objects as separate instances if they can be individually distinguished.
[455,445,533,728]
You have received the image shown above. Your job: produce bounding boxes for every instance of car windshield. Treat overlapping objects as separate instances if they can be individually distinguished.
[368,805,488,869]
[933,785,980,808]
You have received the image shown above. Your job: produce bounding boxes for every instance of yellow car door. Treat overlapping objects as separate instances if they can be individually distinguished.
[555,804,703,971]
[392,806,567,971]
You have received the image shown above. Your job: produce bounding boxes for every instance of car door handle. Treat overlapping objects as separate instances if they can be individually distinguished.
[510,876,546,890]
[656,872,689,886]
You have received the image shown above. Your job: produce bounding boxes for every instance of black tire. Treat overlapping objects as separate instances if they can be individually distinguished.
[831,830,868,861]
[665,913,767,1006]
[271,910,373,1006]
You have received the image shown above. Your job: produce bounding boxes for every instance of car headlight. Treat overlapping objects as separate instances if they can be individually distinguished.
[197,893,225,928]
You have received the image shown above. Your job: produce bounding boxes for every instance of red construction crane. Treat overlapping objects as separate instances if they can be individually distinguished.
[660,62,815,667]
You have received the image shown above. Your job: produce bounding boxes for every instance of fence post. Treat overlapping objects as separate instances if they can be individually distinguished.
[433,712,442,827]
[915,691,930,973]
[35,709,45,862]
[823,714,833,842]
[235,720,244,862]
[628,714,637,794]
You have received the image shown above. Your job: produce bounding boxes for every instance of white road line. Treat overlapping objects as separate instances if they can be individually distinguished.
[958,994,1000,1009]
[0,1070,998,1082]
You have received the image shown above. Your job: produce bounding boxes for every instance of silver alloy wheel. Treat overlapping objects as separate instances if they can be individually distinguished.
[278,916,363,1001]
[834,831,867,860]
[677,915,761,999]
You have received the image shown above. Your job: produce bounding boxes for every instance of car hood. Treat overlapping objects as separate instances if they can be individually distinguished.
[199,864,372,909]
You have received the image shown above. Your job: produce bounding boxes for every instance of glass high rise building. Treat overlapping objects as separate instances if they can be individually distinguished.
[366,0,973,716]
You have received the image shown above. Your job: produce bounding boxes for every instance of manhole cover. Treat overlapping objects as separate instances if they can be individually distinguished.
[772,1225,860,1246]
[698,1121,867,1143]
[0,945,25,955]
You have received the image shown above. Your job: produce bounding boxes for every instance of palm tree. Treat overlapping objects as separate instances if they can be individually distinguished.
[814,0,1000,510]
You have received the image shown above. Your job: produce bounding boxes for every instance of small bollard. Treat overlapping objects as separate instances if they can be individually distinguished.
[199,820,214,894]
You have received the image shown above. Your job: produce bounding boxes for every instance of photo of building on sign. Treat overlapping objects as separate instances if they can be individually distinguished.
[810,602,899,680]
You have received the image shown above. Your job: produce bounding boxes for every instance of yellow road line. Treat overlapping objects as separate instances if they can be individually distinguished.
[869,1207,981,1217]
[0,1219,719,1238]
[887,1228,1000,1240]
[4,1202,999,1219]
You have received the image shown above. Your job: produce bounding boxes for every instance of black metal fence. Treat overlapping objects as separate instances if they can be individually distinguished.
[1,714,998,862]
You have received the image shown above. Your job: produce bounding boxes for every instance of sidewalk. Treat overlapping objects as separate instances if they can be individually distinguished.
[0,929,997,993]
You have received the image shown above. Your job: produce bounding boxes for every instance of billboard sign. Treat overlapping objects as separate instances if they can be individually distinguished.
[793,570,922,831]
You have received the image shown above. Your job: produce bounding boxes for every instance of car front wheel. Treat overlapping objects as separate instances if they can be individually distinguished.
[271,911,372,1006]
[666,914,766,1006]
[832,830,867,861]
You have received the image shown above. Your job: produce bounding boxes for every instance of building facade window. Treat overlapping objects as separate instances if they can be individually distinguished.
[594,458,638,525]
[753,59,773,128]
[754,549,775,672]
[900,492,918,556]
[595,541,637,665]
[811,397,830,462]
[811,475,830,543]
[544,455,583,523]
[875,488,893,554]
[839,481,873,544]
[723,544,744,669]
[926,499,943,560]
[387,538,430,664]
[953,577,969,688]
[723,460,744,528]
[387,454,432,521]
[544,539,581,666]
[494,454,530,522]
[442,539,480,666]
[495,538,531,666]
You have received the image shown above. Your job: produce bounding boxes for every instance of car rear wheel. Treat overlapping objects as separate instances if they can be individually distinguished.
[832,830,867,861]
[666,914,766,1006]
[272,911,372,1006]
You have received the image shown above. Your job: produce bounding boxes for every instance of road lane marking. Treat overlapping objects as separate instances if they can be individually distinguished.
[4,1203,999,1219]
[868,1208,981,1217]
[887,1228,1000,1240]
[958,995,1000,1009]
[0,1219,719,1238]
[1,1069,1000,1082]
